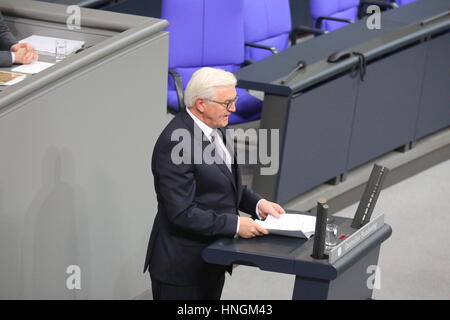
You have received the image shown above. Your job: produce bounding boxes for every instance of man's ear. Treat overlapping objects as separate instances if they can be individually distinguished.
[195,98,206,113]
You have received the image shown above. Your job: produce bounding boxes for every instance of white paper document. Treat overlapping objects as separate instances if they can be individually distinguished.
[19,35,85,56]
[12,61,54,74]
[255,213,316,239]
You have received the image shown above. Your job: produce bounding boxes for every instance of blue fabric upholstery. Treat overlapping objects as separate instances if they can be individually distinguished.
[310,0,359,32]
[396,0,417,6]
[162,0,262,124]
[243,0,292,61]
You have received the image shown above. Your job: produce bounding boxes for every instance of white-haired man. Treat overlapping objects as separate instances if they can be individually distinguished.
[144,67,284,300]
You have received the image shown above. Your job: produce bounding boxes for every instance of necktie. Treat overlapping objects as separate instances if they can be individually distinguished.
[211,129,232,172]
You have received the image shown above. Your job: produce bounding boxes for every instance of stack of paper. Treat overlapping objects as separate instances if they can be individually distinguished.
[19,35,85,56]
[0,71,26,86]
[12,61,54,75]
[255,213,316,239]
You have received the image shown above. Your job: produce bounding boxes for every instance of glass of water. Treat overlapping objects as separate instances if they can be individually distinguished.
[55,39,67,62]
[325,223,338,249]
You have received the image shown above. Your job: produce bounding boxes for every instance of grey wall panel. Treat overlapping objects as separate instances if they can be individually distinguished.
[276,74,358,203]
[347,43,428,170]
[5,15,116,46]
[0,32,168,299]
[415,32,450,139]
[1,0,156,31]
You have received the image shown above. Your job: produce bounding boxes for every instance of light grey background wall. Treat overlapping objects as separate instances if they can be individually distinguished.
[0,7,168,298]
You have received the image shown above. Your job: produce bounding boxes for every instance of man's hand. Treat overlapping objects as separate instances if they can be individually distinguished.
[257,199,285,219]
[11,43,35,52]
[238,217,269,239]
[11,43,39,65]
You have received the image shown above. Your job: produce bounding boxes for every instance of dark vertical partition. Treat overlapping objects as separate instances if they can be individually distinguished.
[289,0,312,29]
[414,32,450,139]
[252,94,291,201]
[275,74,357,203]
[102,0,162,18]
[347,43,428,170]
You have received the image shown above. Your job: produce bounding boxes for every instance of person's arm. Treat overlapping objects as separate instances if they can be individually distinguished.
[256,199,285,219]
[239,187,285,219]
[0,51,13,67]
[238,185,263,219]
[152,139,238,238]
[0,11,18,51]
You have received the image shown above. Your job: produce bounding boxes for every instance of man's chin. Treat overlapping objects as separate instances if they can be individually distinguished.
[218,116,229,127]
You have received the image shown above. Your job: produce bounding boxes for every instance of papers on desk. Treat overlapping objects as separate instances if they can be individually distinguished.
[0,71,26,86]
[255,213,316,239]
[19,35,85,56]
[12,61,54,74]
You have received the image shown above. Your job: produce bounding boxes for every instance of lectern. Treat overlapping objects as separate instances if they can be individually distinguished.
[203,212,391,300]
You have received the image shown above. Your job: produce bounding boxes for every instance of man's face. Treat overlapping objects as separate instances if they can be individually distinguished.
[201,86,237,128]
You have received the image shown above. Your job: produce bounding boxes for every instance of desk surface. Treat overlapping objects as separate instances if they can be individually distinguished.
[234,0,450,93]
[0,4,168,112]
[0,54,55,93]
[203,213,392,281]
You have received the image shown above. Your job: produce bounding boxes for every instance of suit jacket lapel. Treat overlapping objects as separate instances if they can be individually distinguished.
[208,129,237,193]
[181,111,237,193]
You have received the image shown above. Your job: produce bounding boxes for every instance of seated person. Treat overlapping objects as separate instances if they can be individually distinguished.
[0,11,38,67]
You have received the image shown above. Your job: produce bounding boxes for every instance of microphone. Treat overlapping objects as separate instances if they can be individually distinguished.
[75,45,93,54]
[279,60,307,85]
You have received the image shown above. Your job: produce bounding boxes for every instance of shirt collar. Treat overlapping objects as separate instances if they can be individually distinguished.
[186,107,215,141]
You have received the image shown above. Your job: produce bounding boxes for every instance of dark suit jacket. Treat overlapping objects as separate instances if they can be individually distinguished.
[144,110,261,286]
[0,11,17,67]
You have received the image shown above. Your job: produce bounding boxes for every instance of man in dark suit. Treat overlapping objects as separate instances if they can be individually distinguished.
[144,67,285,300]
[0,11,38,67]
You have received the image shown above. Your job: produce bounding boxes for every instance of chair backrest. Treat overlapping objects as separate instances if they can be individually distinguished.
[243,0,292,61]
[162,0,245,110]
[395,0,417,6]
[310,0,359,32]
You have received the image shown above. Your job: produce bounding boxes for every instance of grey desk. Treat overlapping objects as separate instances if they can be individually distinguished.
[0,0,168,299]
[0,54,55,93]
[203,213,392,300]
[235,0,450,204]
[36,0,162,18]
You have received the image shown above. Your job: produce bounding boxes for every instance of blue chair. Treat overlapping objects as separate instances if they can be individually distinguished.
[311,0,401,32]
[242,0,292,61]
[358,0,401,18]
[242,0,325,62]
[394,0,417,6]
[310,0,360,32]
[162,0,262,124]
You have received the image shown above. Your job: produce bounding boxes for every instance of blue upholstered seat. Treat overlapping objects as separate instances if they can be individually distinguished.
[310,0,360,32]
[395,0,417,6]
[243,0,292,61]
[162,0,262,124]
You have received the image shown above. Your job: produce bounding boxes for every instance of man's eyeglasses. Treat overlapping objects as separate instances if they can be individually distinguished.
[204,95,239,111]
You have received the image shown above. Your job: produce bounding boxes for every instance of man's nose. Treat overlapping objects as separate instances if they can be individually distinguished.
[228,102,236,113]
